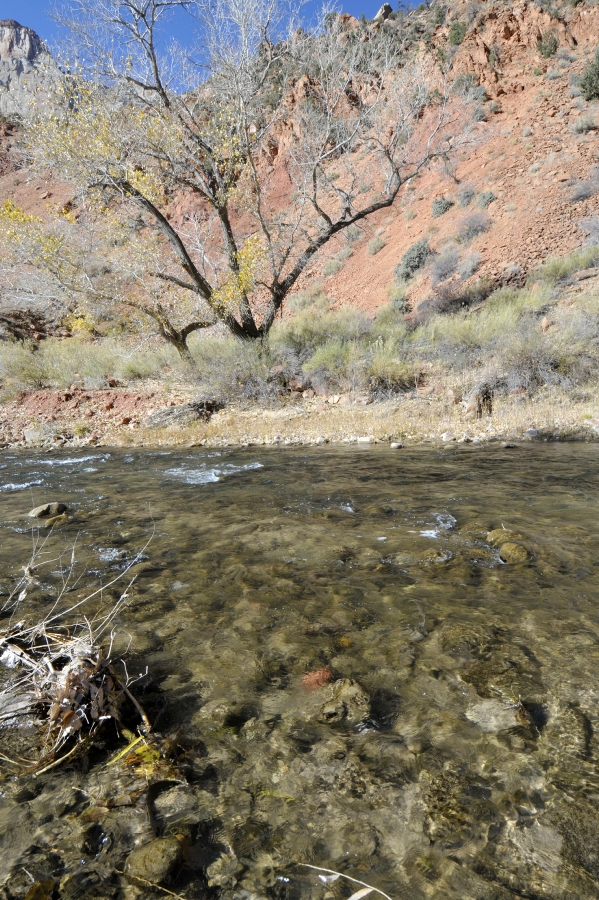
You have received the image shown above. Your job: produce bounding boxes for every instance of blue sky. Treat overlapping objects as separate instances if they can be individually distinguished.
[4,0,399,48]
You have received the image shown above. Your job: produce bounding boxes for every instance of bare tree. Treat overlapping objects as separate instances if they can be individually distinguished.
[25,0,478,357]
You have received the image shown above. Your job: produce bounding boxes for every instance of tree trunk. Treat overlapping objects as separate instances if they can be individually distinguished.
[166,331,195,363]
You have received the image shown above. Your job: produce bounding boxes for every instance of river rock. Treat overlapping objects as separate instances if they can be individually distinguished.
[499,542,530,564]
[486,528,524,546]
[28,502,67,518]
[126,836,182,884]
[318,678,370,725]
[466,699,528,732]
[153,784,204,828]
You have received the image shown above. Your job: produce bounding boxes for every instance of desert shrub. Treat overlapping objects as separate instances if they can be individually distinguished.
[486,100,501,114]
[432,195,454,217]
[458,251,481,279]
[302,339,352,379]
[430,245,459,284]
[345,224,363,243]
[449,21,467,45]
[0,337,175,391]
[458,184,476,207]
[411,277,492,327]
[477,190,496,208]
[367,347,414,395]
[271,305,370,361]
[536,246,599,283]
[385,281,409,312]
[466,1,480,24]
[368,235,386,255]
[522,125,533,137]
[556,48,576,62]
[336,245,354,262]
[457,211,491,242]
[286,283,329,313]
[404,208,416,221]
[578,215,599,245]
[538,30,558,58]
[572,114,597,134]
[192,335,275,401]
[323,258,342,277]
[434,4,447,24]
[579,48,599,101]
[394,238,431,280]
[451,72,477,95]
[570,180,598,202]
[545,69,562,80]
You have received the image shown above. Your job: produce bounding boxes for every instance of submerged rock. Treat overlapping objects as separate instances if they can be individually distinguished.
[499,542,530,564]
[486,528,524,547]
[126,836,182,884]
[466,699,531,733]
[318,678,370,725]
[28,502,67,518]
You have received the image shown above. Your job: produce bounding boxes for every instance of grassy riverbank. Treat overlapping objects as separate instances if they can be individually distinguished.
[1,248,598,449]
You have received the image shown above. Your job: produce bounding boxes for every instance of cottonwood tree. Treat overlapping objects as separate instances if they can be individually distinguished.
[26,0,478,358]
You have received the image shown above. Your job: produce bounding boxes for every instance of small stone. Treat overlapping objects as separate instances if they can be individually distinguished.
[467,699,528,732]
[499,542,530,564]
[126,836,182,885]
[315,435,328,444]
[272,434,284,443]
[120,416,132,425]
[357,436,372,444]
[524,428,539,438]
[501,441,516,448]
[441,431,456,442]
[28,502,67,518]
[390,442,403,449]
[302,389,316,399]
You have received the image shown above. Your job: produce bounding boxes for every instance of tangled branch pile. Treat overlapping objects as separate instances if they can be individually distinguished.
[0,542,149,776]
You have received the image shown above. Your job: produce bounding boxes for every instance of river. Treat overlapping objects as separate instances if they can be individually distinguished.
[1,444,599,899]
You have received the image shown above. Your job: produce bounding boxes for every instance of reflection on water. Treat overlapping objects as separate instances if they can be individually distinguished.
[1,445,599,898]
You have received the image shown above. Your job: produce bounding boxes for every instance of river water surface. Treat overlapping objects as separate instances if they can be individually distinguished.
[1,445,599,899]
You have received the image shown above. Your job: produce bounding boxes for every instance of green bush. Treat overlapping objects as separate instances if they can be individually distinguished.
[477,190,496,208]
[0,337,175,391]
[536,246,599,283]
[538,31,558,58]
[449,21,467,45]
[580,49,599,101]
[302,340,353,382]
[270,305,369,361]
[394,238,431,281]
[434,4,447,25]
[432,196,454,217]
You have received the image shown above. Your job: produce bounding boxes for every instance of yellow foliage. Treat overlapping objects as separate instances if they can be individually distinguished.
[212,235,266,313]
[65,312,96,333]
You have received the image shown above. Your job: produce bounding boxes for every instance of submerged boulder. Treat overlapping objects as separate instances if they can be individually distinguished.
[28,502,67,518]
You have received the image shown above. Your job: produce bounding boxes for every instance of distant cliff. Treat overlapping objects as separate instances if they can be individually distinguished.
[0,19,58,118]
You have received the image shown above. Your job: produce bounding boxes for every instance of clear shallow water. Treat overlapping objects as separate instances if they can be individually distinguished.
[1,445,599,898]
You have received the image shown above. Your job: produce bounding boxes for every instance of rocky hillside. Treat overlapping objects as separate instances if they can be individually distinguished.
[0,3,598,320]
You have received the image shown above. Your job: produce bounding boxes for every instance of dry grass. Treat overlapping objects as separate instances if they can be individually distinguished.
[131,388,599,447]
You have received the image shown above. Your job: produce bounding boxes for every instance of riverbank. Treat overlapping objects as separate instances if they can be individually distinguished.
[1,383,598,450]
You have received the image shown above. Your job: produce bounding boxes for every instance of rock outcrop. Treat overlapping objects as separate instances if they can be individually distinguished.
[0,20,58,118]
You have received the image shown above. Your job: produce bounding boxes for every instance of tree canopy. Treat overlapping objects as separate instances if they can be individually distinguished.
[18,0,478,356]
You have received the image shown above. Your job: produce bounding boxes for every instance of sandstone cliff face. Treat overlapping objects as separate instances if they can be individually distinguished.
[0,19,58,117]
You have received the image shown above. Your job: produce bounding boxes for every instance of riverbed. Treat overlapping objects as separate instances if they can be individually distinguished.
[1,444,599,899]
